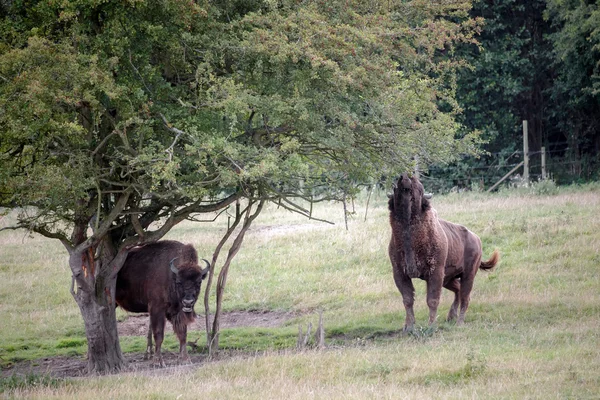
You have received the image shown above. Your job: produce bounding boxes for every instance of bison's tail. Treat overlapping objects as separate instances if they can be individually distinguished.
[480,249,499,271]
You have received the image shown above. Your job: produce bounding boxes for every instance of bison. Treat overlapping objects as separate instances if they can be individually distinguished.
[388,174,499,332]
[116,240,210,366]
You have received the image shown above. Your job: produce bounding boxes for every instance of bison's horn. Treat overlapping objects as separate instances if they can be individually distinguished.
[201,258,211,272]
[170,257,179,275]
[424,193,433,200]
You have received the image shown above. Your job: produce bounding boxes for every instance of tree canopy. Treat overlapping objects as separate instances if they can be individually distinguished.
[1,0,480,239]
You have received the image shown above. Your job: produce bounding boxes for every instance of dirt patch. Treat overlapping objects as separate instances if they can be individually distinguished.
[2,310,296,379]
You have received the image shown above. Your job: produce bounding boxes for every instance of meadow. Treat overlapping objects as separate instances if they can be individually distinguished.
[1,182,599,399]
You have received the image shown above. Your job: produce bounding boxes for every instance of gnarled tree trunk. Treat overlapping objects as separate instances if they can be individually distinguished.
[67,239,127,374]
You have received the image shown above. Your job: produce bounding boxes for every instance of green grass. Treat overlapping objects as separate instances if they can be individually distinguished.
[1,185,600,398]
[0,373,69,394]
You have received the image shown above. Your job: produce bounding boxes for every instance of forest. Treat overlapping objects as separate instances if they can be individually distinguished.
[431,0,600,191]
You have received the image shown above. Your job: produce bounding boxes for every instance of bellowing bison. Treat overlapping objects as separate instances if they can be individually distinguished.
[388,174,499,331]
[116,240,210,366]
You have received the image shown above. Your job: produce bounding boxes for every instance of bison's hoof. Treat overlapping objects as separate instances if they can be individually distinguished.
[402,325,414,334]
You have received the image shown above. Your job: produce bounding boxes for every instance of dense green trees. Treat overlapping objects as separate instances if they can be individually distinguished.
[0,0,479,373]
[431,0,599,191]
[545,0,600,179]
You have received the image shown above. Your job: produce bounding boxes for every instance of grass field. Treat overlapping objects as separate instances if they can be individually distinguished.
[1,183,599,399]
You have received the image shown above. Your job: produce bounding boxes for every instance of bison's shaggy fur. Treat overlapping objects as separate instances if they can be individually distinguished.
[388,174,499,331]
[116,240,209,366]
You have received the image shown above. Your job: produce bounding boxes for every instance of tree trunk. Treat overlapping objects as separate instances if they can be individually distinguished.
[68,245,126,374]
[205,199,265,356]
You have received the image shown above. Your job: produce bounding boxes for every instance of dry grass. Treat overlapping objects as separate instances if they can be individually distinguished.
[1,186,600,398]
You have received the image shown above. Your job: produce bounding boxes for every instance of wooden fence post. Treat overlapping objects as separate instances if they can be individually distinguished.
[523,120,529,184]
[541,146,547,180]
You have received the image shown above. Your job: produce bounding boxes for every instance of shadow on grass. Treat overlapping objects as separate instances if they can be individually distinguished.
[327,321,455,345]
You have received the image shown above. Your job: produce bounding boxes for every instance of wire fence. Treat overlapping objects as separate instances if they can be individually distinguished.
[421,145,599,193]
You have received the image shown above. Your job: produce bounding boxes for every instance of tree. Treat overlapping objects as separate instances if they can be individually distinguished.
[447,0,554,189]
[545,0,600,180]
[433,0,600,190]
[1,0,480,374]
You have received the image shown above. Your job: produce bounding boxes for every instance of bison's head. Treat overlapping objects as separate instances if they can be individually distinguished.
[389,173,431,220]
[389,173,432,277]
[170,258,210,313]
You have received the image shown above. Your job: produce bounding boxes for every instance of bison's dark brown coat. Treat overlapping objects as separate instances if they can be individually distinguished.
[388,174,499,331]
[116,240,209,366]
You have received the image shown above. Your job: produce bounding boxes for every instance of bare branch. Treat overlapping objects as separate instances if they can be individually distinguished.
[74,189,133,253]
[209,198,265,354]
[159,113,185,161]
[204,201,242,348]
[2,223,73,250]
[131,213,145,239]
[280,196,309,214]
[121,191,244,249]
[91,132,116,157]
[273,200,335,225]
[186,207,229,223]
[128,49,154,95]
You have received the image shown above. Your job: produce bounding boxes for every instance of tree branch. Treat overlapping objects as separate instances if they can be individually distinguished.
[159,113,185,161]
[74,189,133,253]
[91,132,116,157]
[1,224,73,250]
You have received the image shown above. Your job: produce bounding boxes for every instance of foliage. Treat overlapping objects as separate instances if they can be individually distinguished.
[0,0,481,241]
[431,0,600,190]
[544,0,600,176]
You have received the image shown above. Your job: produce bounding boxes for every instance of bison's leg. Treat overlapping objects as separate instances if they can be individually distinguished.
[144,321,154,360]
[393,268,416,332]
[457,275,475,325]
[425,274,444,326]
[443,278,461,322]
[174,323,191,364]
[150,311,167,367]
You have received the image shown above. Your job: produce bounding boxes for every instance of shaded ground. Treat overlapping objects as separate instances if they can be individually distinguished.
[118,309,296,336]
[1,310,296,379]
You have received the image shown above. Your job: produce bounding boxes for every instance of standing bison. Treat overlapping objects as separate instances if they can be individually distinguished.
[116,240,210,366]
[388,174,499,331]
